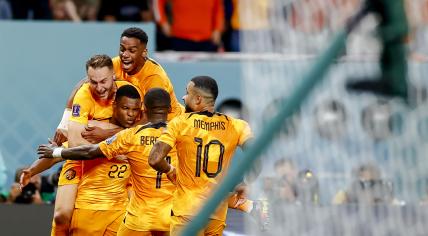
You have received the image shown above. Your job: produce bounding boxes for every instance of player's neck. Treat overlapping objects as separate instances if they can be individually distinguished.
[197,105,215,113]
[109,117,120,126]
[147,115,167,124]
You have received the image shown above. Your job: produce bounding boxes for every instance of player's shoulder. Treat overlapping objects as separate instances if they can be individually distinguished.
[185,111,230,121]
[146,57,162,68]
[112,56,121,65]
[115,80,134,87]
[134,122,168,134]
[74,83,92,100]
[145,58,168,75]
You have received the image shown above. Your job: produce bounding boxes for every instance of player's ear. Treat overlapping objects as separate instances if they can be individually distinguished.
[142,48,148,58]
[195,94,203,105]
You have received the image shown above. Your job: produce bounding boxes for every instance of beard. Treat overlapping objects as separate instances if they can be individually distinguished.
[185,104,194,113]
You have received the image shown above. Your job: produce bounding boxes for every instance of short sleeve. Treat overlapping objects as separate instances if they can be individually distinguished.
[234,119,253,147]
[158,116,181,148]
[99,129,132,159]
[69,88,93,125]
[143,75,170,93]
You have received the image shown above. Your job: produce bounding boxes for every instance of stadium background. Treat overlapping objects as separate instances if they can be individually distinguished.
[1,3,428,233]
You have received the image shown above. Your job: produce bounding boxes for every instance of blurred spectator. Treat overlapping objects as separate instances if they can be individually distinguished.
[51,0,99,21]
[0,0,12,19]
[6,167,44,204]
[155,1,172,51]
[332,162,398,205]
[295,169,320,205]
[274,158,298,184]
[154,0,224,52]
[313,99,347,140]
[98,0,152,22]
[10,0,52,19]
[216,98,247,120]
[265,158,298,204]
[226,0,271,52]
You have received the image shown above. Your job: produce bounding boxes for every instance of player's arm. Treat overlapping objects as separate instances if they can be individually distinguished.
[65,78,87,109]
[68,121,93,147]
[52,78,87,145]
[82,120,123,144]
[37,144,105,160]
[153,0,171,36]
[149,141,176,183]
[149,141,173,173]
[20,158,64,188]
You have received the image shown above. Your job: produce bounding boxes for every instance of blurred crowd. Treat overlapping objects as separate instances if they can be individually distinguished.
[0,0,246,52]
[0,0,427,55]
[0,166,61,204]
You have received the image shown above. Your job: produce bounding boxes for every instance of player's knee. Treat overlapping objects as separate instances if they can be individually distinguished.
[53,210,71,225]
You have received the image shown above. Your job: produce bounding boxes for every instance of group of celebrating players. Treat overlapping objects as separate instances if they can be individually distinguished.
[19,27,259,236]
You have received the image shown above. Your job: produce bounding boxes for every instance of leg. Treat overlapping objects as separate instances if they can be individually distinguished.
[52,161,81,235]
[204,219,226,236]
[117,222,168,236]
[170,215,207,236]
[52,184,77,235]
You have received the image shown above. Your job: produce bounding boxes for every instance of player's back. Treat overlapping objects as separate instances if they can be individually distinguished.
[98,122,177,231]
[159,111,252,221]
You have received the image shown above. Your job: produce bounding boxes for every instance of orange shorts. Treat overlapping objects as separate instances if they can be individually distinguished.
[58,160,82,186]
[117,223,169,236]
[70,208,125,236]
[170,215,225,236]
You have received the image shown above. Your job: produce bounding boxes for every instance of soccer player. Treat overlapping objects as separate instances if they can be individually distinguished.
[21,55,141,236]
[38,88,176,236]
[56,27,183,146]
[149,76,254,236]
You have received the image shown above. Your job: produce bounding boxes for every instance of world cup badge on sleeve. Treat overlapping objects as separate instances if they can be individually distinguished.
[72,104,81,117]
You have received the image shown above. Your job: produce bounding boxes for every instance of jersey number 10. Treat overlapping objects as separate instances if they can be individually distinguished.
[194,137,225,178]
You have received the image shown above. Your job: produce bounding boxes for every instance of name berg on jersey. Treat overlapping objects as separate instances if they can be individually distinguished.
[194,119,226,131]
[141,136,158,145]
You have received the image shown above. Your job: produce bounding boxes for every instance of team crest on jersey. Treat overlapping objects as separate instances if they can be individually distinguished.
[105,135,117,145]
[65,169,76,180]
[72,104,81,117]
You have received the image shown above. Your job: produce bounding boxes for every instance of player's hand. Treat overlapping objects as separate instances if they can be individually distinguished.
[114,155,129,163]
[232,183,249,207]
[82,126,107,144]
[234,183,248,197]
[19,169,32,190]
[53,129,67,146]
[37,144,55,159]
[166,167,177,185]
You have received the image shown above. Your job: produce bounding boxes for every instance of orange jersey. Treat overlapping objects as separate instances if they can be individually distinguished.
[99,122,177,231]
[154,0,224,41]
[158,111,252,221]
[70,80,138,210]
[69,80,134,125]
[112,56,184,121]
